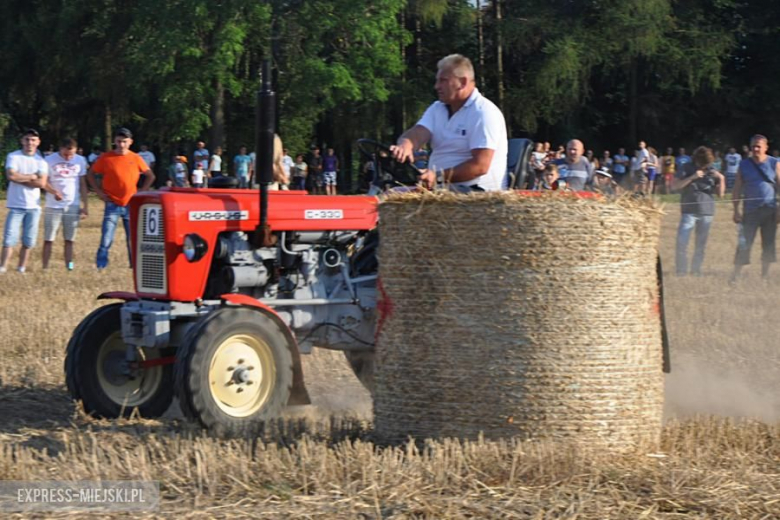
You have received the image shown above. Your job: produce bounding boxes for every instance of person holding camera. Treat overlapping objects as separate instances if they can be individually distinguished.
[672,146,725,276]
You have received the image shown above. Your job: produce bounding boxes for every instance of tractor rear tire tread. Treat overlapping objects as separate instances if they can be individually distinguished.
[174,313,222,420]
[64,304,110,401]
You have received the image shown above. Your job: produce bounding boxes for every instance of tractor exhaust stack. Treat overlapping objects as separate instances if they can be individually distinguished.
[253,59,277,248]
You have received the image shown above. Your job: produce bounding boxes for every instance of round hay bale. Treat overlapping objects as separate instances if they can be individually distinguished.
[374,192,664,450]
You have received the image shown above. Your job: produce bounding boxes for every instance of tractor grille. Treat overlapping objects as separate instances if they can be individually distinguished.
[140,254,166,290]
[136,204,168,294]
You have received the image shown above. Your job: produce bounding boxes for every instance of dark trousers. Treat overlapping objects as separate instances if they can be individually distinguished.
[734,206,777,266]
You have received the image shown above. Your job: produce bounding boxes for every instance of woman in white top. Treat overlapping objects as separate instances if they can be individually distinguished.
[208,146,222,181]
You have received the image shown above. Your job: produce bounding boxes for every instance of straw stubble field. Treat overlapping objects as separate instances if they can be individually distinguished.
[0,196,777,518]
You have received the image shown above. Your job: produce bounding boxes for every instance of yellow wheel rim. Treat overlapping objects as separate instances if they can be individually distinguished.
[208,334,276,418]
[95,332,163,408]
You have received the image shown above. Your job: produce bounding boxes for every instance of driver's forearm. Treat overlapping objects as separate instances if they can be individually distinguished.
[397,126,429,150]
[442,158,489,184]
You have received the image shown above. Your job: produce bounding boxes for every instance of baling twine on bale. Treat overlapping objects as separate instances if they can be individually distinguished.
[374,191,664,450]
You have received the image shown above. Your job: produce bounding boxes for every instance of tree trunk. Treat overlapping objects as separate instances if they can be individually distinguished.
[209,78,226,149]
[104,104,112,151]
[495,0,505,119]
[629,58,638,146]
[477,0,484,90]
[415,16,422,69]
[401,9,408,131]
[343,136,353,193]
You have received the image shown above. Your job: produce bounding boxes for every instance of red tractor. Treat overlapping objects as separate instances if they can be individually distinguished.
[65,68,670,435]
[65,68,394,435]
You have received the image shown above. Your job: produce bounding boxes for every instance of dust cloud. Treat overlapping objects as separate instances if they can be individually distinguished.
[664,356,780,422]
[288,348,373,422]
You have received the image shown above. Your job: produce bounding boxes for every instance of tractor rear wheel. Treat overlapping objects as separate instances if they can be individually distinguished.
[64,304,173,418]
[175,307,293,435]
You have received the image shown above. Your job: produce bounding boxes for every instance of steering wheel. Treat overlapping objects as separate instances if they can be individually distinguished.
[356,139,422,190]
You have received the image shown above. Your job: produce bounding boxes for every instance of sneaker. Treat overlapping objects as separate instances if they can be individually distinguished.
[17,266,26,273]
[67,262,75,271]
[0,266,6,274]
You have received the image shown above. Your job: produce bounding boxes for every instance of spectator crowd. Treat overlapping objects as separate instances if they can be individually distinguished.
[162,141,343,195]
[524,136,780,283]
[523,139,779,196]
[0,128,346,273]
[1,123,778,286]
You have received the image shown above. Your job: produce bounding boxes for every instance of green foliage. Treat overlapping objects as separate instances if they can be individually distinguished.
[497,0,735,141]
[0,0,775,158]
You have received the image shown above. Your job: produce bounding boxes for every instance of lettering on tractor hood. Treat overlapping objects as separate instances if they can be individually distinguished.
[189,210,249,221]
[304,209,344,220]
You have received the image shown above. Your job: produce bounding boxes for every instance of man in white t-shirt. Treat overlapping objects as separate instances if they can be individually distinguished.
[390,54,508,192]
[42,137,89,270]
[0,129,50,273]
[724,147,741,190]
[138,144,156,172]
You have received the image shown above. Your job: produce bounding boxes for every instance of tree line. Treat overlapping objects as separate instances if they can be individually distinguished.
[1,0,778,177]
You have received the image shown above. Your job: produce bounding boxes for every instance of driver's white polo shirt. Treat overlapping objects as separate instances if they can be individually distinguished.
[418,88,508,191]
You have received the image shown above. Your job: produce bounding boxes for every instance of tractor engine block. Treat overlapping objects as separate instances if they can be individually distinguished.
[206,230,377,353]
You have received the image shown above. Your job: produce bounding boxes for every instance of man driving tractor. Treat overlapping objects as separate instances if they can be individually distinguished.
[390,54,508,192]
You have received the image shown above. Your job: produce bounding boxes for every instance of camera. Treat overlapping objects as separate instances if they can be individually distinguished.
[697,167,717,192]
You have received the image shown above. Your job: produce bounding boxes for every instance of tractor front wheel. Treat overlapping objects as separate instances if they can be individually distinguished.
[64,304,173,418]
[175,307,293,435]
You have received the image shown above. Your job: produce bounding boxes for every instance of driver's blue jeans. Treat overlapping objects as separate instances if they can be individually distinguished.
[96,202,131,269]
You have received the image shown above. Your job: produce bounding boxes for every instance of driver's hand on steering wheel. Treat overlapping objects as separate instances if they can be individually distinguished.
[418,169,435,190]
[389,140,414,164]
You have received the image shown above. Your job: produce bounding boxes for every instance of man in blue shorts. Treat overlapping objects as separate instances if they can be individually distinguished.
[322,148,339,195]
[0,129,49,273]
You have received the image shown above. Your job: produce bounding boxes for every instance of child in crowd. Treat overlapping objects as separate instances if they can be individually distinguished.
[191,163,206,188]
[537,163,562,191]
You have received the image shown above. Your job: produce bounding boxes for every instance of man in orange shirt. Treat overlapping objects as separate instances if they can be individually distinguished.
[87,128,155,269]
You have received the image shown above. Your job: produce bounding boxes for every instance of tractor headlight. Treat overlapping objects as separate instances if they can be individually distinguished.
[183,234,208,262]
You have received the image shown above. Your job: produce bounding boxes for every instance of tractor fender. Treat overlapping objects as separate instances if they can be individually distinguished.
[220,293,311,405]
[98,291,140,301]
